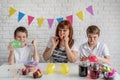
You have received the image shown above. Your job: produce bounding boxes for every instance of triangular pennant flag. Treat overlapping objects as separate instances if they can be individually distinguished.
[76,11,84,21]
[86,5,94,15]
[18,12,25,22]
[47,19,54,28]
[66,15,73,25]
[28,15,34,26]
[8,7,16,17]
[56,18,63,23]
[37,18,44,27]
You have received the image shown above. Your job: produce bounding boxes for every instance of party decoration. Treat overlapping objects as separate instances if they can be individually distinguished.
[47,19,54,28]
[56,17,63,23]
[46,63,56,74]
[60,63,70,74]
[28,15,34,26]
[37,18,44,27]
[8,7,16,17]
[66,15,73,25]
[18,12,25,22]
[11,40,22,48]
[76,11,84,21]
[88,55,98,62]
[86,5,94,15]
[9,5,94,27]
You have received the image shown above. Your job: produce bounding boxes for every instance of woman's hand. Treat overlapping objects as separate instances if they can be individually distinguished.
[64,35,69,45]
[51,36,59,47]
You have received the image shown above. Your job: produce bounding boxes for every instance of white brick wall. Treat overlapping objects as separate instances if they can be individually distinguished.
[0,0,120,73]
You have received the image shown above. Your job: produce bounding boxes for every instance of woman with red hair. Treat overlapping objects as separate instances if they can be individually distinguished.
[43,20,78,63]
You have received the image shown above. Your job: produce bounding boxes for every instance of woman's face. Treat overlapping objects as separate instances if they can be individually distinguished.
[87,33,99,46]
[58,26,69,39]
[14,31,27,46]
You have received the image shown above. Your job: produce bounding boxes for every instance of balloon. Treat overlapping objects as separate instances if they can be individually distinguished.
[60,63,70,74]
[46,63,56,74]
[11,40,22,48]
[88,55,98,62]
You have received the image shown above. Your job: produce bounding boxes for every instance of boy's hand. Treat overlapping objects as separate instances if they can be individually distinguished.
[8,43,14,52]
[32,40,37,48]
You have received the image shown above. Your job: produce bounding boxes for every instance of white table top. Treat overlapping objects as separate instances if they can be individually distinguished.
[0,63,120,80]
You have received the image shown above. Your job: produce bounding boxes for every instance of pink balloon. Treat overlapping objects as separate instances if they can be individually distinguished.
[88,55,98,62]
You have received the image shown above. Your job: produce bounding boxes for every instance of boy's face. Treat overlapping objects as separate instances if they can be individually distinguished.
[87,33,99,45]
[14,31,28,45]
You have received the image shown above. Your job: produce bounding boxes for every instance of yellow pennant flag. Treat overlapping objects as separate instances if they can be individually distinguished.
[9,7,16,17]
[37,18,44,27]
[76,11,84,21]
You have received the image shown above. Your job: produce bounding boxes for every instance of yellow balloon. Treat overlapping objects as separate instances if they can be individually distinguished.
[60,63,70,74]
[46,63,56,74]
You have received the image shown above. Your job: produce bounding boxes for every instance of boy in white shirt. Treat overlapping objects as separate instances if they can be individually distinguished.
[8,26,39,64]
[80,25,110,64]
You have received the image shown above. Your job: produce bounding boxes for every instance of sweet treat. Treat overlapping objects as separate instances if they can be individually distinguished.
[22,68,30,75]
[33,69,42,78]
[104,69,116,80]
[59,35,64,39]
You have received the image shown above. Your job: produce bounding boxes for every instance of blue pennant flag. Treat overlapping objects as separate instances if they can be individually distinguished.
[56,18,63,23]
[18,12,25,22]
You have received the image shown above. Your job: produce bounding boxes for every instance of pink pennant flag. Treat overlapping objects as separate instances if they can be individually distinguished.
[86,5,94,15]
[28,15,34,26]
[66,15,73,25]
[47,19,54,28]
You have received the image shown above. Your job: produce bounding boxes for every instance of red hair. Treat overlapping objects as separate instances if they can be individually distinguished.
[55,20,74,48]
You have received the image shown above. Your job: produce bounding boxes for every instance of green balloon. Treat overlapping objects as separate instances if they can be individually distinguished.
[11,40,22,48]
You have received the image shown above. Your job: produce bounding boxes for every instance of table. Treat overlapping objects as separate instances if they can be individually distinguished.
[0,63,120,80]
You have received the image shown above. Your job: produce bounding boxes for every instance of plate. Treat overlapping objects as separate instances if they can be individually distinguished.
[24,61,38,67]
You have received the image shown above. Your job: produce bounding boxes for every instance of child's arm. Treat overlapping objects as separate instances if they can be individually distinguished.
[8,43,14,65]
[32,40,39,62]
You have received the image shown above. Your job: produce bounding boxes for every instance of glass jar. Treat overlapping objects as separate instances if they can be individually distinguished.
[89,63,100,79]
[79,61,88,77]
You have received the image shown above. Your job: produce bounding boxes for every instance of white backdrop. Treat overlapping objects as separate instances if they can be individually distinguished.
[0,0,120,73]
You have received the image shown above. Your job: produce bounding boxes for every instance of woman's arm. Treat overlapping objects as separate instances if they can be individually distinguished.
[65,43,78,63]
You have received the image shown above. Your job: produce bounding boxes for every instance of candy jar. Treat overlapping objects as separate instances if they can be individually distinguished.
[79,61,88,77]
[89,62,101,79]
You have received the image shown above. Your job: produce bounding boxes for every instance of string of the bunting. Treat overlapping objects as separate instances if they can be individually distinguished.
[8,5,94,28]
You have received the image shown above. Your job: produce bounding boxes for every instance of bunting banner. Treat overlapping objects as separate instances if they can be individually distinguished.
[37,18,44,27]
[86,5,94,15]
[56,18,64,23]
[76,11,84,21]
[9,7,16,17]
[18,12,25,22]
[47,19,54,28]
[28,15,34,26]
[8,5,94,27]
[66,15,73,25]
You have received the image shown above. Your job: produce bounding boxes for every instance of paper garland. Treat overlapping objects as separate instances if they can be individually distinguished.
[9,5,94,27]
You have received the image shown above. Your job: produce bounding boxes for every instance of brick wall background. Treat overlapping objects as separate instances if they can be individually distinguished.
[0,0,120,73]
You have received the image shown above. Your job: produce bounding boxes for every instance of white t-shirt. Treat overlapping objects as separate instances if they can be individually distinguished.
[47,38,79,63]
[14,45,34,63]
[79,42,109,58]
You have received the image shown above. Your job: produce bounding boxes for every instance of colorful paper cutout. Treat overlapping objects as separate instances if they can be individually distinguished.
[86,5,94,15]
[56,18,63,23]
[18,12,25,22]
[47,19,54,28]
[66,15,73,25]
[9,7,16,17]
[37,18,44,27]
[28,16,34,26]
[76,11,84,21]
